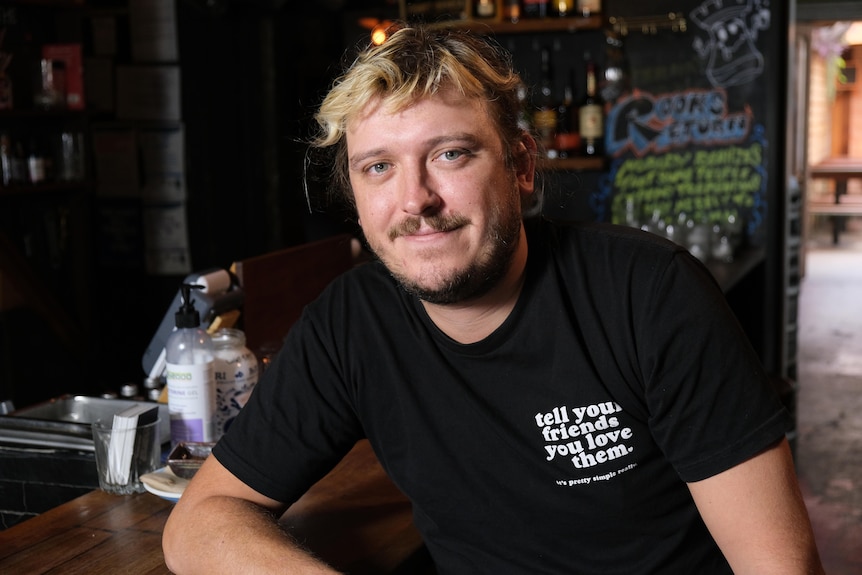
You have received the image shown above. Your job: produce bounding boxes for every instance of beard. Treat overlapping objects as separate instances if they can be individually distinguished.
[370,189,523,305]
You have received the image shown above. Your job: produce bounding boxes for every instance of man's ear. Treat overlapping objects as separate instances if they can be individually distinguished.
[515,133,537,194]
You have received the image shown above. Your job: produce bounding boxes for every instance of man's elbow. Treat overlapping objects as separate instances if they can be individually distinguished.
[162,505,192,574]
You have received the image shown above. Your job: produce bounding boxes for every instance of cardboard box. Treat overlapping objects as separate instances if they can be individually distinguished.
[42,43,85,110]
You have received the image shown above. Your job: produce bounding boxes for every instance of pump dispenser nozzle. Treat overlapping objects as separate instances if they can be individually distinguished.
[175,283,205,329]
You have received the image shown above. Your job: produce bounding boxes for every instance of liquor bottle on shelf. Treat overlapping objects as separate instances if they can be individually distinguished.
[34,58,65,110]
[578,58,604,157]
[522,0,550,19]
[27,136,47,184]
[601,33,630,106]
[0,133,13,186]
[554,72,579,158]
[533,46,558,157]
[577,0,601,17]
[503,0,521,22]
[474,0,496,19]
[555,0,575,18]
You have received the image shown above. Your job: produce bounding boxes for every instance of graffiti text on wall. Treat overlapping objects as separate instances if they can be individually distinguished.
[606,88,752,158]
[607,141,766,229]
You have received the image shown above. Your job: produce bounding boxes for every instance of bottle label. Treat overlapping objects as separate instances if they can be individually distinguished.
[534,108,558,152]
[579,104,604,139]
[555,132,580,152]
[504,0,521,21]
[476,0,495,17]
[534,108,557,130]
[213,346,259,438]
[167,361,216,443]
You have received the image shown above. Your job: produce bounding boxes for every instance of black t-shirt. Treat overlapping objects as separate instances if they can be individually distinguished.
[215,219,790,574]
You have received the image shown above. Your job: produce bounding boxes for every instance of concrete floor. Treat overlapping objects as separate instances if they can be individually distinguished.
[797,218,862,575]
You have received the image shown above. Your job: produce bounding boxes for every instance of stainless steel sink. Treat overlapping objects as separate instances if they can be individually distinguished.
[0,395,170,451]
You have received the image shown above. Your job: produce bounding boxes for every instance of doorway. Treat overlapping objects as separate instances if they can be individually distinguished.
[793,13,862,575]
[795,21,862,272]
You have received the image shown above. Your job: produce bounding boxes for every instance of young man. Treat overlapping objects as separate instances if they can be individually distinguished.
[163,25,823,574]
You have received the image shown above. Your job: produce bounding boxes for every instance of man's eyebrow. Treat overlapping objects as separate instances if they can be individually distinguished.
[349,133,483,170]
[431,133,482,147]
[349,148,386,171]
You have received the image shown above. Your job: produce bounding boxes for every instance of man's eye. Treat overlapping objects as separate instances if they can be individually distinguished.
[368,162,389,174]
[441,149,467,161]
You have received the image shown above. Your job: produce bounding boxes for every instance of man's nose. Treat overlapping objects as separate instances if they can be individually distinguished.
[399,163,442,215]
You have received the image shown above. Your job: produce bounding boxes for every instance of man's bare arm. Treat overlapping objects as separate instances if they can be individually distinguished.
[163,455,340,574]
[688,438,824,575]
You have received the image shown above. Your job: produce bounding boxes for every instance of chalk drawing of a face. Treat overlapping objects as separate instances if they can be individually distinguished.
[691,0,771,88]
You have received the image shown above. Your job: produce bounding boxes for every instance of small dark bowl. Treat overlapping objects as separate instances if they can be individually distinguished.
[167,442,215,479]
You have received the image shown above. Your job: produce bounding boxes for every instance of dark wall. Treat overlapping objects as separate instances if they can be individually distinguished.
[177,1,354,270]
[88,3,362,394]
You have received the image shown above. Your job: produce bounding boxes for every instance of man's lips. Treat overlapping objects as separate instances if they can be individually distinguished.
[404,226,449,237]
[388,214,471,241]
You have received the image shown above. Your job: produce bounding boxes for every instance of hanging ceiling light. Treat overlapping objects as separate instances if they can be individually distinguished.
[358,17,398,45]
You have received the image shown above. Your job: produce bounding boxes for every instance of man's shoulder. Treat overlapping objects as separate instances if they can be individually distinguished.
[331,258,395,293]
[307,259,405,319]
[531,217,685,260]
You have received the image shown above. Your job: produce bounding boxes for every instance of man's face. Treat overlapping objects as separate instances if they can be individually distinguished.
[346,89,533,304]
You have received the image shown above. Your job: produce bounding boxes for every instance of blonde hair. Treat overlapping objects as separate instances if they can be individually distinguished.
[309,24,535,211]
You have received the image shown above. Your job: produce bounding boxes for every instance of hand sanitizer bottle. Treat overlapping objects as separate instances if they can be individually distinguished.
[165,283,216,445]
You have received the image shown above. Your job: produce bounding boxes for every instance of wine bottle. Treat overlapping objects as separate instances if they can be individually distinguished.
[577,0,601,17]
[0,133,12,186]
[522,0,550,19]
[554,72,579,158]
[578,58,604,157]
[503,0,521,22]
[27,136,47,184]
[533,46,558,157]
[555,0,575,17]
[474,0,496,19]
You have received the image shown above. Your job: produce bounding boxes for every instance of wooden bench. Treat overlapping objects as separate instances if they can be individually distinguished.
[807,196,862,244]
[809,157,862,244]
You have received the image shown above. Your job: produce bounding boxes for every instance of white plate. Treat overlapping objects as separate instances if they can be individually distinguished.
[141,467,186,503]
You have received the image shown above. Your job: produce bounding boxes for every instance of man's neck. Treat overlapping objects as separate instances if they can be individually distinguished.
[420,231,529,344]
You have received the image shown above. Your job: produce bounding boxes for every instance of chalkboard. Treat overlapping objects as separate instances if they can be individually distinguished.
[593,0,781,249]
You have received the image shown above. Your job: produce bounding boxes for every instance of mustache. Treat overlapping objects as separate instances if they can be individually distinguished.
[388,213,471,241]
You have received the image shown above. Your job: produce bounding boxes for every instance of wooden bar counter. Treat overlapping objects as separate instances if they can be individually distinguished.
[0,440,430,574]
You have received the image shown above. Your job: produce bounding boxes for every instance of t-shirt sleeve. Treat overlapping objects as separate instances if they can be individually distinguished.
[213,303,363,503]
[636,250,791,482]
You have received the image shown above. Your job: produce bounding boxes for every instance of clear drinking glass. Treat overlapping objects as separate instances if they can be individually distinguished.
[92,418,161,494]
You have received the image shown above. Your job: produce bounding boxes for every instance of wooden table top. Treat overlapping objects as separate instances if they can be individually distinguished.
[809,156,862,179]
[0,440,425,574]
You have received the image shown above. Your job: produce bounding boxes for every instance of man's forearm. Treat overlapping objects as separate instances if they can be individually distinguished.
[163,495,340,574]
